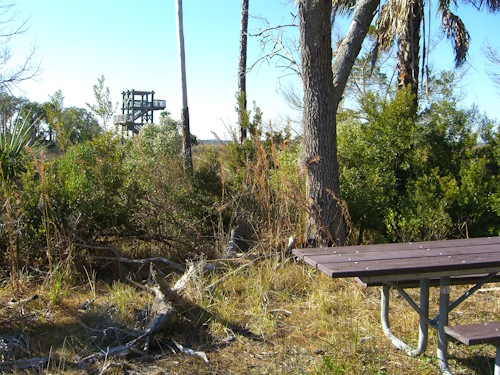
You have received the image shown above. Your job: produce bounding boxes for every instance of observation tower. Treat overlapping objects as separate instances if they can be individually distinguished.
[113,90,166,134]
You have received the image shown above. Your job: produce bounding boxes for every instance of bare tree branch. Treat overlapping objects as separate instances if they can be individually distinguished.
[248,15,301,78]
[484,39,500,95]
[73,243,186,274]
[0,2,42,93]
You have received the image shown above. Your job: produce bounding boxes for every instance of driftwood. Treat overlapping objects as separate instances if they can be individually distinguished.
[74,243,185,274]
[78,264,196,368]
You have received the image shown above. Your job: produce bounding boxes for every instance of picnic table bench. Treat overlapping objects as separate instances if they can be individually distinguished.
[293,236,500,375]
[445,322,500,375]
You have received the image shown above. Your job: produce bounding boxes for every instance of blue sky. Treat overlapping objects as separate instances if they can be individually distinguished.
[9,0,500,139]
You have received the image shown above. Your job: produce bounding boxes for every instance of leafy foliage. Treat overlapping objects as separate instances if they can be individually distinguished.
[0,116,36,181]
[86,75,117,128]
[339,71,500,243]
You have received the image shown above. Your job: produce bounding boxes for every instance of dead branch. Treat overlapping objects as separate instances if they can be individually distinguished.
[248,15,301,78]
[0,307,56,326]
[0,357,48,371]
[74,243,185,274]
[78,264,196,368]
[98,362,125,375]
[205,229,237,272]
[172,338,208,363]
[79,322,144,340]
[7,294,38,308]
[172,264,196,293]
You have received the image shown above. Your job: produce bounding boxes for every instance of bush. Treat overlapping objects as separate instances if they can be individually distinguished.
[18,132,139,255]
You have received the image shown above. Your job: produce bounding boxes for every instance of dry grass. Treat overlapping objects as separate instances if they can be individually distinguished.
[0,256,499,374]
[2,127,499,374]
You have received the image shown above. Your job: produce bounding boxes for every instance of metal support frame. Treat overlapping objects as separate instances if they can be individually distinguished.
[419,278,430,353]
[495,345,500,375]
[380,272,498,375]
[381,281,430,357]
[437,276,452,375]
[113,90,166,134]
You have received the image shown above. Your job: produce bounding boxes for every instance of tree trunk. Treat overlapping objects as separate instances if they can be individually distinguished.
[176,0,192,175]
[299,0,379,247]
[181,107,192,172]
[397,0,422,110]
[238,0,249,143]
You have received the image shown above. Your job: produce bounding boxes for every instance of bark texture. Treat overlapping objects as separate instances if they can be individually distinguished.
[176,0,192,175]
[299,0,379,246]
[397,0,422,110]
[238,0,249,143]
[181,107,192,173]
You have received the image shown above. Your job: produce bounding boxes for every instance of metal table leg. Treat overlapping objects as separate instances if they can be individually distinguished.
[494,344,500,375]
[378,273,498,374]
[437,276,452,375]
[381,284,423,356]
[419,278,430,353]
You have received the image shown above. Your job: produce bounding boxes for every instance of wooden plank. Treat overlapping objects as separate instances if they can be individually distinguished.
[292,237,500,258]
[316,251,500,278]
[445,322,500,345]
[301,243,500,268]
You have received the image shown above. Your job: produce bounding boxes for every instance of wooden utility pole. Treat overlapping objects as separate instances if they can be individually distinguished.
[176,0,192,175]
[238,0,249,143]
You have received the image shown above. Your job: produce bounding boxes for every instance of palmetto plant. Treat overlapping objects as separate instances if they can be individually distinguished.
[0,116,37,181]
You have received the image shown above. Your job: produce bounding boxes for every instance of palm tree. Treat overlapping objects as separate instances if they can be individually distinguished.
[373,0,498,109]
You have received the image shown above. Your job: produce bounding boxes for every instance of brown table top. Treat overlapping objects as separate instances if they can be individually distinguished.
[292,237,500,282]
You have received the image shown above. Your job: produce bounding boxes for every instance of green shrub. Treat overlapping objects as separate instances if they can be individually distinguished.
[18,132,139,252]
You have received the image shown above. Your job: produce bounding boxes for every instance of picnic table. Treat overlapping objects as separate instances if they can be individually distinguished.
[292,236,500,374]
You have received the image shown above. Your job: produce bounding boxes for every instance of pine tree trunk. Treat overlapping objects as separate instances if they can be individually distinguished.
[238,0,249,143]
[299,0,343,246]
[397,0,422,110]
[176,0,192,175]
[299,0,379,246]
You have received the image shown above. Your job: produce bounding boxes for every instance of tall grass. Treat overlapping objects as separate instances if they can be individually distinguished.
[225,123,308,252]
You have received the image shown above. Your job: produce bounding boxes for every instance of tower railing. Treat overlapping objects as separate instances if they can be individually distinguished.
[113,91,166,134]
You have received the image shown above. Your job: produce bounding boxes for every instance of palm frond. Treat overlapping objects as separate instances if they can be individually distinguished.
[437,0,458,12]
[440,10,470,67]
[291,0,357,17]
[374,0,412,51]
[483,0,500,11]
[0,115,37,180]
[466,0,500,12]
[332,0,358,16]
